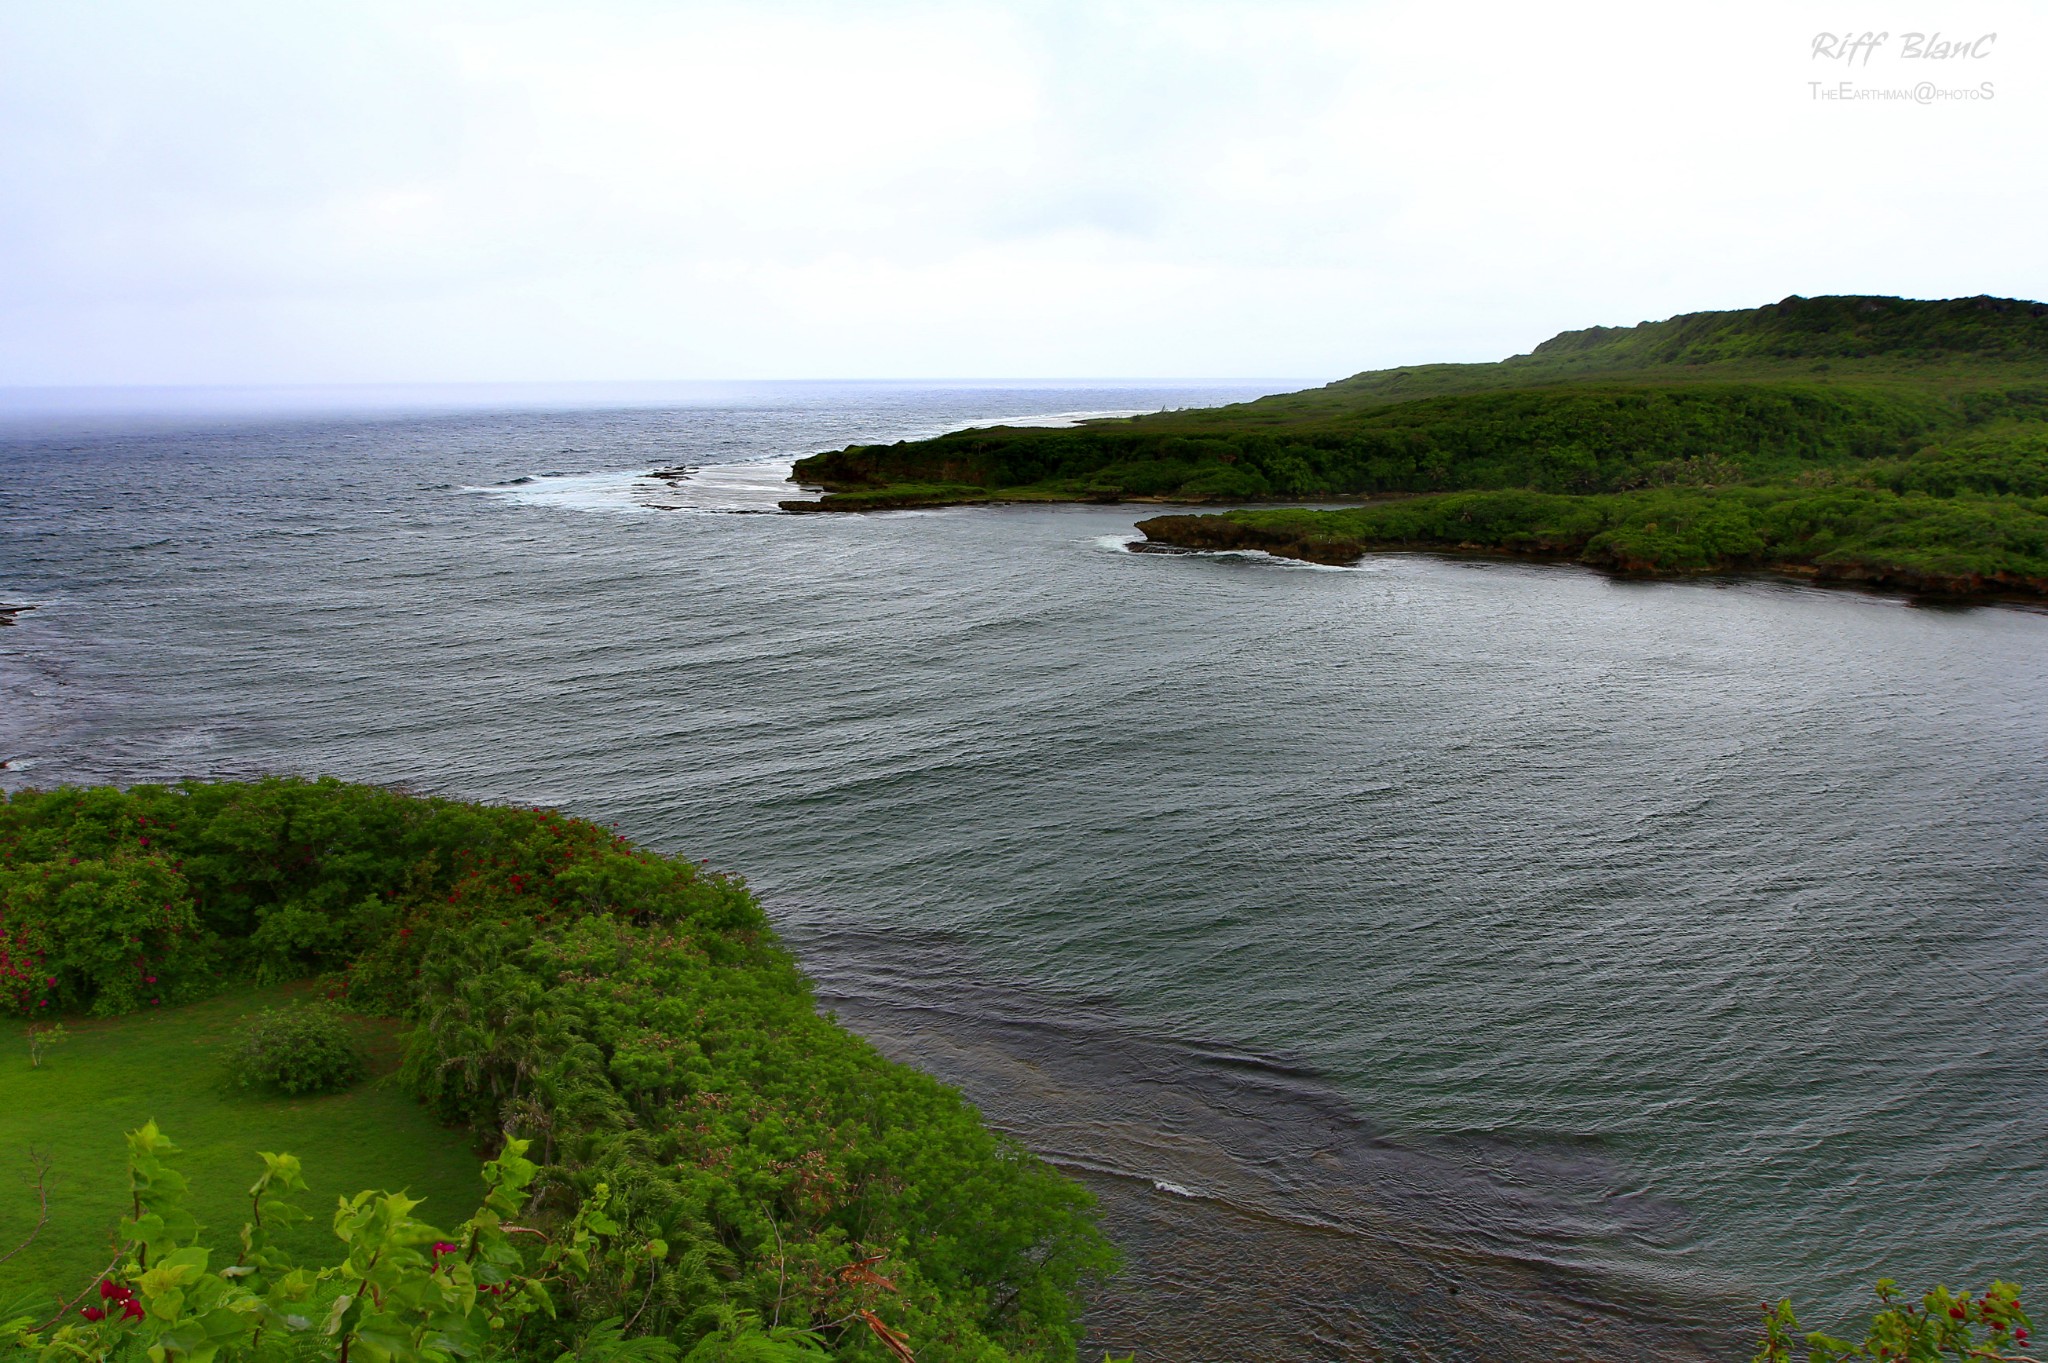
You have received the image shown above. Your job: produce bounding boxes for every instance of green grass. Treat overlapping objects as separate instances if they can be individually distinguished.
[0,984,481,1303]
[0,779,1114,1358]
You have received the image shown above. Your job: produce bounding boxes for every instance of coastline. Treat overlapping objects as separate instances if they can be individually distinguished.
[775,488,1377,515]
[789,920,1750,1363]
[1130,511,2048,603]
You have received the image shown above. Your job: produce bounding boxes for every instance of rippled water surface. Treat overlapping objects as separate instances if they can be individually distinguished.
[3,383,2044,1359]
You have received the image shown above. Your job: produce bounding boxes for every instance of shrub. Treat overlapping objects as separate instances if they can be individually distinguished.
[0,779,1115,1362]
[1755,1279,2034,1361]
[0,846,199,1016]
[225,1000,366,1096]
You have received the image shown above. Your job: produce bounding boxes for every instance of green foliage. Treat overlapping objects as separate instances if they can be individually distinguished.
[388,881,1113,1360]
[0,983,484,1299]
[1142,483,2048,592]
[1527,293,2048,368]
[226,1003,368,1098]
[23,1023,64,1068]
[0,1121,660,1363]
[0,781,1115,1363]
[676,1310,829,1363]
[0,805,199,1016]
[789,294,2048,591]
[1754,1279,2034,1362]
[795,381,1977,504]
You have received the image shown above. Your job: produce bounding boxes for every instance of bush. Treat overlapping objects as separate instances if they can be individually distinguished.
[0,780,1114,1361]
[1756,1279,2034,1361]
[225,1001,366,1096]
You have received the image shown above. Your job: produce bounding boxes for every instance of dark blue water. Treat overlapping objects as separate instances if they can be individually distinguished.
[3,382,2044,1360]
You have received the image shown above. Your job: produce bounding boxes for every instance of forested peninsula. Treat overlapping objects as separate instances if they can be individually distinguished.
[785,295,2048,596]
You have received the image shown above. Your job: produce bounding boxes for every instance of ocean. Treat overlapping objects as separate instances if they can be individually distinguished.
[3,382,2044,1360]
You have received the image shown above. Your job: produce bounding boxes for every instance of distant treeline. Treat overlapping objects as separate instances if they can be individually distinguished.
[798,383,2048,503]
[787,295,2048,593]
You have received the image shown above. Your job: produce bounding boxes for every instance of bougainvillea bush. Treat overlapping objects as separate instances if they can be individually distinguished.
[0,779,1114,1363]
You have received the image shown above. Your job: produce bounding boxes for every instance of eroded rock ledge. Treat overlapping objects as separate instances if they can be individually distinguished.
[1133,513,2048,601]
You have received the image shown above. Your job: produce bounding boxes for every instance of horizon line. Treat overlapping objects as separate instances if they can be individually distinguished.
[0,377,1330,422]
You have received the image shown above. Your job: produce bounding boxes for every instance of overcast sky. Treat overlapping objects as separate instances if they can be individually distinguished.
[1,0,2040,386]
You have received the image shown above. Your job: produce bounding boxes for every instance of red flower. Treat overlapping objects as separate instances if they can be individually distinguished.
[122,1301,144,1321]
[80,1307,106,1322]
[98,1281,119,1301]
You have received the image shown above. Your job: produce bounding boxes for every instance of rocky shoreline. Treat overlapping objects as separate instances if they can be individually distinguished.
[779,488,995,513]
[1132,513,2048,602]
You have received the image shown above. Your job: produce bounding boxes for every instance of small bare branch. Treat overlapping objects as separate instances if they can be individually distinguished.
[0,1149,53,1268]
[38,1243,131,1334]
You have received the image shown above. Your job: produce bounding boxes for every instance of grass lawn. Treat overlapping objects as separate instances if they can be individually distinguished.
[0,985,483,1305]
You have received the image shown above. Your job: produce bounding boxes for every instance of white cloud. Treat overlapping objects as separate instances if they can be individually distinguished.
[0,0,2041,383]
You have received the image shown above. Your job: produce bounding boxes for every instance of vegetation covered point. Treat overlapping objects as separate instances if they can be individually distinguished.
[1134,481,2048,596]
[782,295,2048,594]
[0,779,1114,1362]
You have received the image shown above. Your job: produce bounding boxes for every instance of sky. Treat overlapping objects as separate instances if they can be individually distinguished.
[1,0,2041,386]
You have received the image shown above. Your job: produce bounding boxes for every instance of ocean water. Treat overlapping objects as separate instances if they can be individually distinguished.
[3,383,2044,1361]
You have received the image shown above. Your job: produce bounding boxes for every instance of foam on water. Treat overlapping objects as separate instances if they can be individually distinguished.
[1127,542,1372,572]
[461,407,1160,519]
[463,468,654,513]
[465,457,812,515]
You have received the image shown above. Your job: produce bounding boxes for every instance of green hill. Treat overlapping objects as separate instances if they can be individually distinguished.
[785,295,2048,595]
